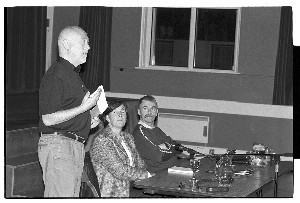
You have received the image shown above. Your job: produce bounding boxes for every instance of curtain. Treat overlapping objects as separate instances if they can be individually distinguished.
[272,6,293,105]
[6,7,47,94]
[79,7,112,92]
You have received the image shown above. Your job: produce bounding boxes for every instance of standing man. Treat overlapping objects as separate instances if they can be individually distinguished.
[38,26,101,197]
[132,95,185,176]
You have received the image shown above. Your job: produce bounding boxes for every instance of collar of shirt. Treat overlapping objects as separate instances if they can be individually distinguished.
[120,139,133,166]
[58,57,81,73]
[138,120,155,129]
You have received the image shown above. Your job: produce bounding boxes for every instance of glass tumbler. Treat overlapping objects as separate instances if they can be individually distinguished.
[215,155,234,186]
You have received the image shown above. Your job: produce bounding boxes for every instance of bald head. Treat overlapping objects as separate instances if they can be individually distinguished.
[57,26,90,67]
[58,26,86,52]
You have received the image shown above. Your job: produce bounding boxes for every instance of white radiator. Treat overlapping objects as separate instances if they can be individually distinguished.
[157,113,209,144]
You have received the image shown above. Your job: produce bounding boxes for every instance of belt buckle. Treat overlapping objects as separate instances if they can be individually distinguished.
[68,132,85,143]
[68,132,78,141]
[75,134,79,141]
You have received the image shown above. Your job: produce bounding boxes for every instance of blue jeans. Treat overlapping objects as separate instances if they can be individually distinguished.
[38,134,85,197]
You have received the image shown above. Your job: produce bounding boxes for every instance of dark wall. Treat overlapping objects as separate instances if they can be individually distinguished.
[208,113,292,153]
[110,7,281,104]
[110,67,275,104]
[111,7,142,69]
[238,7,281,76]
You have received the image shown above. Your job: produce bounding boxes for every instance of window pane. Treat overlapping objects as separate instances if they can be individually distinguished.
[150,8,191,67]
[194,9,237,70]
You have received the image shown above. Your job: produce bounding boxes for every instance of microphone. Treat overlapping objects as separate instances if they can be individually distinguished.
[169,143,207,156]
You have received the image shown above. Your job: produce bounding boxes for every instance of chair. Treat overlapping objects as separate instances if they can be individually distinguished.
[80,152,101,197]
[79,125,102,198]
[81,167,99,197]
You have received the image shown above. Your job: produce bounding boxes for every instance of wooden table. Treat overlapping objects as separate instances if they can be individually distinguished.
[134,160,293,197]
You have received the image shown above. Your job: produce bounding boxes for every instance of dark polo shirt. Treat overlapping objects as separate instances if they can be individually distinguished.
[39,57,91,139]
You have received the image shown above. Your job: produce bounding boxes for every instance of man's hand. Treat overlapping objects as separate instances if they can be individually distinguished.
[138,171,150,180]
[158,143,169,150]
[90,105,100,118]
[81,89,101,111]
[89,85,102,98]
[91,116,100,128]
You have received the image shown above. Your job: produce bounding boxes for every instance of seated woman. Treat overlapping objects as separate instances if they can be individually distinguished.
[90,100,148,197]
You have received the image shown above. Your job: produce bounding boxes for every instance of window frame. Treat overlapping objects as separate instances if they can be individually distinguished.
[138,7,242,74]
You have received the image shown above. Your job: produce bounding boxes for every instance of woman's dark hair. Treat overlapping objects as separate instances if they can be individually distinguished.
[100,100,127,126]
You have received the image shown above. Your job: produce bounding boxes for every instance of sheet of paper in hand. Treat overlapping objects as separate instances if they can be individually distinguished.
[91,85,108,114]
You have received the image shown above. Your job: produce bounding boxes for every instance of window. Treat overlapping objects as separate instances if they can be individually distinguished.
[139,7,241,73]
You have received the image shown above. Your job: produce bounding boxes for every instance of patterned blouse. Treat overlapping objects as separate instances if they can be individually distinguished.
[90,126,147,197]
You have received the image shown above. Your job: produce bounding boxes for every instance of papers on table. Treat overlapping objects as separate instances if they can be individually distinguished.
[177,151,191,159]
[168,166,193,175]
[280,156,293,161]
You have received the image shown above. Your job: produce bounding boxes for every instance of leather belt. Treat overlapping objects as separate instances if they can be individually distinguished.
[42,131,86,144]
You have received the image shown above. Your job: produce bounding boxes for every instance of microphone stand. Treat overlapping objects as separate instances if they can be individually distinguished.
[273,154,281,197]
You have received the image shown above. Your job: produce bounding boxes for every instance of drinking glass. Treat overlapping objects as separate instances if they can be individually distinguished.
[216,165,234,186]
[189,159,201,189]
[215,155,234,186]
